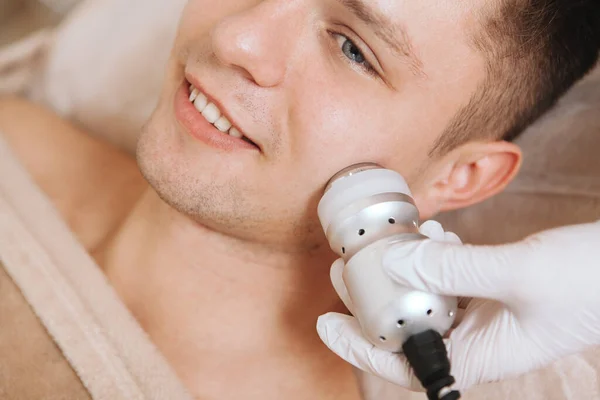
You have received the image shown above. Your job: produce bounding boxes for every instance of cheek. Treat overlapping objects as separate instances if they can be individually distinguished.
[291,89,378,159]
[288,85,428,181]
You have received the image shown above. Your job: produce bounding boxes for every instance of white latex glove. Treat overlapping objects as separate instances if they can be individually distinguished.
[317,220,600,392]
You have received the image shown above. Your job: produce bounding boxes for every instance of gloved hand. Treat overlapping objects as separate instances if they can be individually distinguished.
[317,219,600,392]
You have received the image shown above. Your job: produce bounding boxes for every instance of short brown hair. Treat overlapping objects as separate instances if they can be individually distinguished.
[431,0,600,155]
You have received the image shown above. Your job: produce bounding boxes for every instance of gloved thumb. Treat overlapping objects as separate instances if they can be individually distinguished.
[316,312,424,391]
[382,239,523,302]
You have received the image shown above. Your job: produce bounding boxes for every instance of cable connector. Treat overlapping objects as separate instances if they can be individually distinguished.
[402,330,461,400]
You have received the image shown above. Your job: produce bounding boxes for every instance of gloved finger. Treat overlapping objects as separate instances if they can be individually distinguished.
[382,239,520,302]
[418,223,468,312]
[316,312,423,391]
[418,220,447,241]
[418,221,462,245]
[443,231,462,244]
[330,259,355,314]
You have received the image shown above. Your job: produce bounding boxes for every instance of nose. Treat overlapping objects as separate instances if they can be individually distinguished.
[211,1,304,87]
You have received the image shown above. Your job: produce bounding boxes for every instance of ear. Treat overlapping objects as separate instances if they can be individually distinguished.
[415,141,522,218]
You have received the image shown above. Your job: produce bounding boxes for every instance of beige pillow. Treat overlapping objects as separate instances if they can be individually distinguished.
[1,0,186,152]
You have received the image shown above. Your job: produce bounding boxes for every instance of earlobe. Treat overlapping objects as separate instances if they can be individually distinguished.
[435,141,522,212]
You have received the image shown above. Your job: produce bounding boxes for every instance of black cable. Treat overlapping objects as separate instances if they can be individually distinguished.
[402,330,461,400]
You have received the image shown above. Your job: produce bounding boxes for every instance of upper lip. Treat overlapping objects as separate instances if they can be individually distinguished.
[184,72,261,151]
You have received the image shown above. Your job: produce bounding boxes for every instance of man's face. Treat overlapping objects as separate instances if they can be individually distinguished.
[138,0,488,248]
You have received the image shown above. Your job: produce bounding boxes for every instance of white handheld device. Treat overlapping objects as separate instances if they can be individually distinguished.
[318,163,458,351]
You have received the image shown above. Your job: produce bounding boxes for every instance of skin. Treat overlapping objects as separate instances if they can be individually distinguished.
[1,0,523,399]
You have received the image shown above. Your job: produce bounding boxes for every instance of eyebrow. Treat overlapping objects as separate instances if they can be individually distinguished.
[335,0,425,77]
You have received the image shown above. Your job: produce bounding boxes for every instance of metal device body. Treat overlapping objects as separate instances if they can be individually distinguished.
[318,163,457,353]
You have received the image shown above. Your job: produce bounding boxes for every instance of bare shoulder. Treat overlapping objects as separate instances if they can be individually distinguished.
[0,96,146,250]
[0,96,125,182]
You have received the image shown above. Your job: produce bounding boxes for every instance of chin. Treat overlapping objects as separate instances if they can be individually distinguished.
[137,129,252,232]
[137,142,315,247]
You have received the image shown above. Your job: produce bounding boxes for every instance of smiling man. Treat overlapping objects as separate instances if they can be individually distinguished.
[0,1,598,400]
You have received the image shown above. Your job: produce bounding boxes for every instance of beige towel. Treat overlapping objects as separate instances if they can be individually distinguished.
[0,133,193,400]
[0,260,93,400]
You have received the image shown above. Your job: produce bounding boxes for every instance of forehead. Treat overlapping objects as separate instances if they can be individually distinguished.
[369,0,489,129]
[366,0,487,59]
[366,0,484,19]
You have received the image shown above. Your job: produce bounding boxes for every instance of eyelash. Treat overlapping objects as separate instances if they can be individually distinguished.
[330,32,378,78]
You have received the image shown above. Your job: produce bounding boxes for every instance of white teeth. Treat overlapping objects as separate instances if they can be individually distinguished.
[229,127,243,138]
[214,116,232,132]
[189,83,252,144]
[201,103,221,123]
[189,87,200,102]
[193,92,208,112]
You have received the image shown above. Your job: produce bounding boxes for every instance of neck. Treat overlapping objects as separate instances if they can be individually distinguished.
[96,189,359,399]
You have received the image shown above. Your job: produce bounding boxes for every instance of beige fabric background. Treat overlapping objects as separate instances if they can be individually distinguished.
[0,0,60,45]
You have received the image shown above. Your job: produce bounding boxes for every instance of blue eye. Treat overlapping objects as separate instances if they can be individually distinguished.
[332,33,375,75]
[341,38,366,64]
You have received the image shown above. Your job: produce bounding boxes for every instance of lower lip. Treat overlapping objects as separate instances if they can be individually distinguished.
[174,82,258,152]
